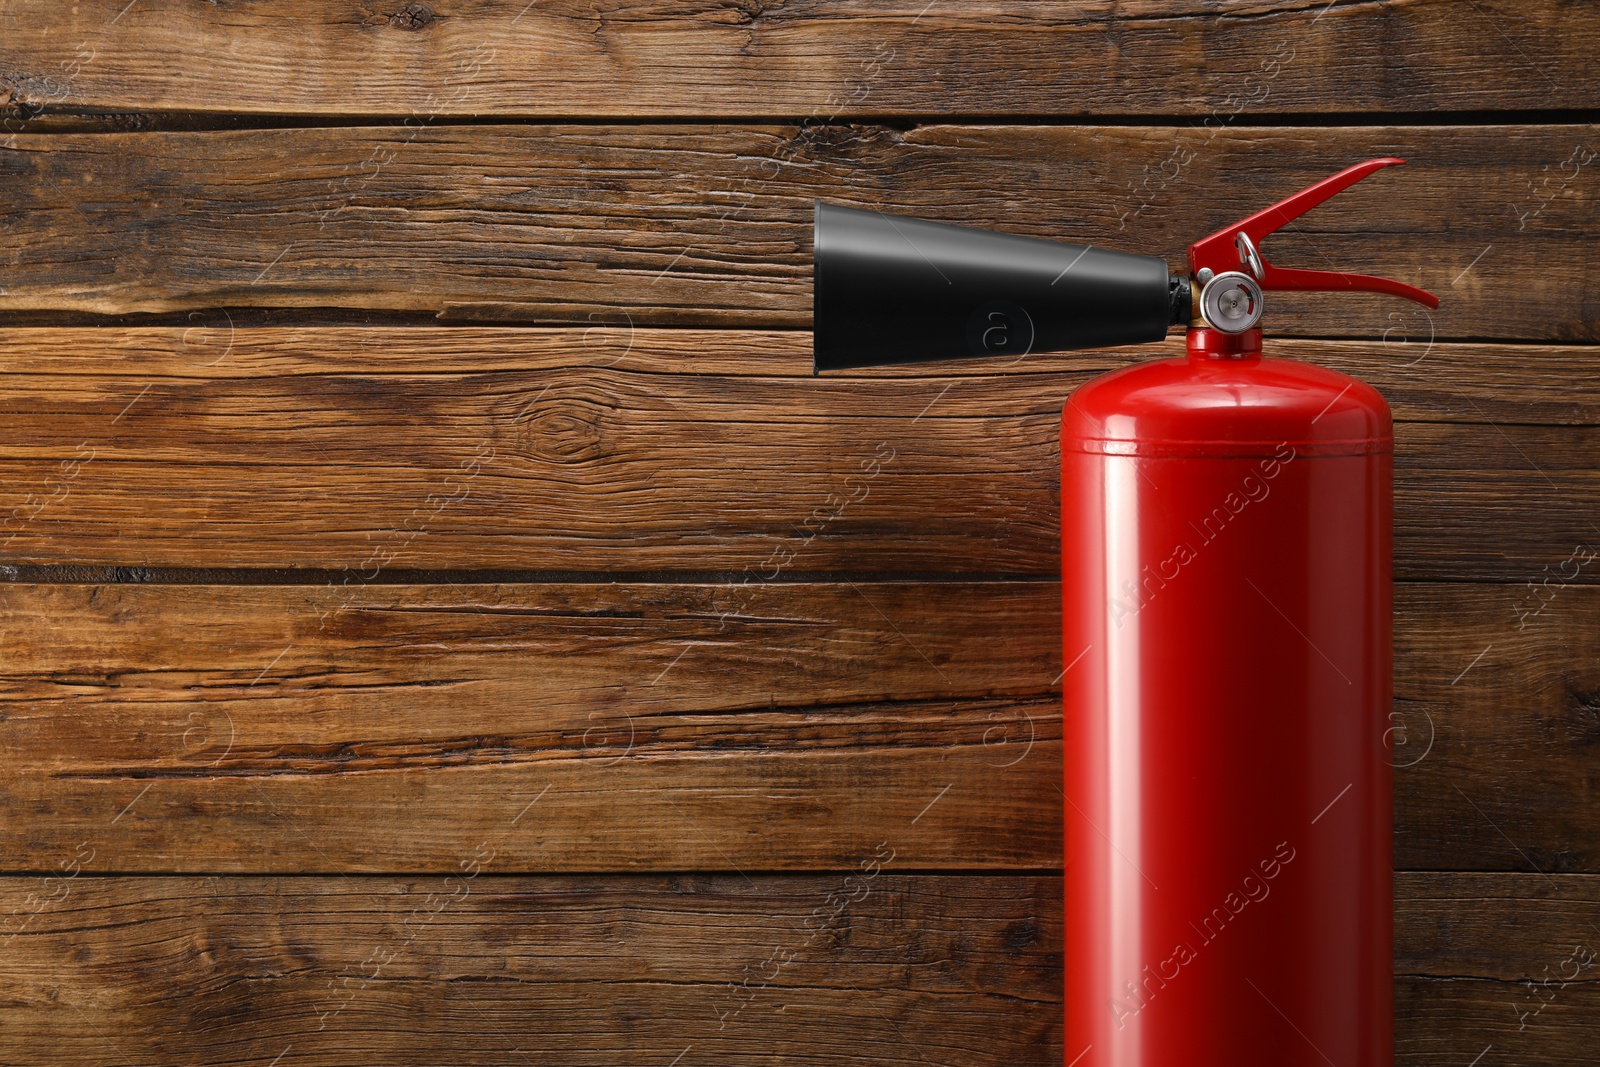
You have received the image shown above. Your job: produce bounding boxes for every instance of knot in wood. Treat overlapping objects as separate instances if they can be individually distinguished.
[521,397,605,464]
[391,4,435,30]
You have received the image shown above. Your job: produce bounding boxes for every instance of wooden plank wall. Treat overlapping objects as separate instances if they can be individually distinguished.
[2,1,1597,1062]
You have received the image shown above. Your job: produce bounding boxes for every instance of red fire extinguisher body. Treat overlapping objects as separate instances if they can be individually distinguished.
[808,156,1436,1064]
[1063,330,1393,1066]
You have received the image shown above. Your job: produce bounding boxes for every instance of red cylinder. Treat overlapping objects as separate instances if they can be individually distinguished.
[1062,328,1393,1066]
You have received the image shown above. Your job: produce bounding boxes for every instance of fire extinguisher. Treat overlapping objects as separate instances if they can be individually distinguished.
[812,159,1439,1066]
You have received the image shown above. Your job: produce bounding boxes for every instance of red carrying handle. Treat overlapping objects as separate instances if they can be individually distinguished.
[1187,158,1440,309]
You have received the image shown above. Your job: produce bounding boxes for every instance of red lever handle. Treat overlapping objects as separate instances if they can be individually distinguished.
[1187,158,1440,310]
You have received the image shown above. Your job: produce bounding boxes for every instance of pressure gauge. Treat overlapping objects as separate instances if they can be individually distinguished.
[1199,270,1265,333]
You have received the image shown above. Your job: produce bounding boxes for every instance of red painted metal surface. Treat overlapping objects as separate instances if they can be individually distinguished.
[1062,327,1394,1066]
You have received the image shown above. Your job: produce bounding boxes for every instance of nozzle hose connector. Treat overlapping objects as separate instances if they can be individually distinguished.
[1167,276,1192,327]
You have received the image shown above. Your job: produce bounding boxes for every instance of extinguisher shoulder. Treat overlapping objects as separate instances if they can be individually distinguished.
[1062,354,1391,459]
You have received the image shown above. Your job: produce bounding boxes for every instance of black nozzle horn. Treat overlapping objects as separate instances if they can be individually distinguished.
[813,201,1180,374]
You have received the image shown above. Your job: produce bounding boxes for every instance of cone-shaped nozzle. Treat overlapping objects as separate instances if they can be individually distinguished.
[813,201,1180,373]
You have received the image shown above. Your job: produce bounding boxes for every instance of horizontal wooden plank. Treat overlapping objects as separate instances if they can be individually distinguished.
[1395,873,1600,981]
[1397,978,1599,1066]
[2,579,1598,873]
[1,0,1594,120]
[0,327,1592,578]
[1394,873,1600,1065]
[1394,583,1600,875]
[0,581,1063,873]
[1,872,1595,1063]
[0,873,1062,1064]
[0,124,1591,339]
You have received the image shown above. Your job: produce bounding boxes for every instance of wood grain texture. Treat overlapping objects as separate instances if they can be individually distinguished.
[0,874,1062,1064]
[0,327,1591,578]
[2,579,1596,873]
[1395,873,1600,980]
[1395,584,1600,875]
[0,581,1062,872]
[1,124,1591,339]
[1,873,1596,1064]
[1394,873,1600,1065]
[2,0,1595,120]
